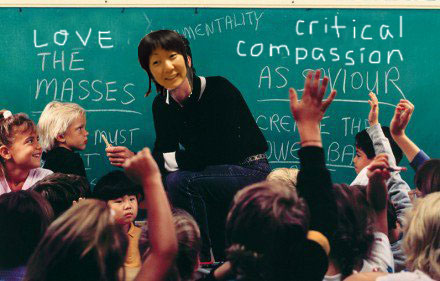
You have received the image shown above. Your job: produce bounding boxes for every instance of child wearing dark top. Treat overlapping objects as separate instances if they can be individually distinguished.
[37,101,88,177]
[204,70,337,281]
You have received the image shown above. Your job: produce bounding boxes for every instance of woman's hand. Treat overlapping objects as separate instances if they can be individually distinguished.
[105,146,135,167]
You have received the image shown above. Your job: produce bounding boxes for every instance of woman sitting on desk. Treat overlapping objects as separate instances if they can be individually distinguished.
[106,30,270,262]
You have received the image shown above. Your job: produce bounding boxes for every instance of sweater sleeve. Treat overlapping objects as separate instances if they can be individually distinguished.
[367,124,412,225]
[297,146,337,242]
[409,150,430,171]
[152,96,180,173]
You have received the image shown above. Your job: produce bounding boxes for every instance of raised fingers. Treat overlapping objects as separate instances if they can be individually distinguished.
[318,76,329,101]
[321,89,337,113]
[311,70,321,97]
[303,70,314,98]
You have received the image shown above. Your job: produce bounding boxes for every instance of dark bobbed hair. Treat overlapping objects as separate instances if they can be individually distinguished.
[415,159,440,196]
[355,126,403,164]
[330,184,375,279]
[24,199,127,281]
[0,190,54,269]
[32,173,91,218]
[225,181,328,281]
[139,209,201,281]
[138,30,195,96]
[92,170,143,202]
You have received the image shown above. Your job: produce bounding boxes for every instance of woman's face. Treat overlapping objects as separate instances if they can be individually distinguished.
[149,47,187,90]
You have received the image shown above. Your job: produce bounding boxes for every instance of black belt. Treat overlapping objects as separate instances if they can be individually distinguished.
[240,153,267,165]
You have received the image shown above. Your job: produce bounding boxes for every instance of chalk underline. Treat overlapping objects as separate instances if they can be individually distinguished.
[270,160,354,169]
[32,109,143,115]
[257,98,397,108]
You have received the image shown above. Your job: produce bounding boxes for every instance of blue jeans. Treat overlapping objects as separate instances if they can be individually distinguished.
[165,159,270,261]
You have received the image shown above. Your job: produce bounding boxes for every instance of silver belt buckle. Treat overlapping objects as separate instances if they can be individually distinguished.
[242,153,266,165]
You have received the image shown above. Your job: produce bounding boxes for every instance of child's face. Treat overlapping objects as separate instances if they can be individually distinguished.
[353,147,372,174]
[63,114,88,151]
[107,195,138,225]
[8,127,42,170]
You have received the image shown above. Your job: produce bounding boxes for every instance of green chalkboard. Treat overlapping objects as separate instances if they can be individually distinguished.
[1,8,439,185]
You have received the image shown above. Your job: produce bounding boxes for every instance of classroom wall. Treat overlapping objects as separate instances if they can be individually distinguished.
[1,8,438,185]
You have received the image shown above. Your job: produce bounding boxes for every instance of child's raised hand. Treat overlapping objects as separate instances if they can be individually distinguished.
[289,70,336,125]
[106,146,135,167]
[123,147,160,184]
[368,92,379,126]
[367,153,390,211]
[390,99,414,138]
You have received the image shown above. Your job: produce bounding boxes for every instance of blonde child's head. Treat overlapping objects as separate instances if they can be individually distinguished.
[0,110,41,177]
[266,167,299,195]
[403,192,440,280]
[37,101,87,152]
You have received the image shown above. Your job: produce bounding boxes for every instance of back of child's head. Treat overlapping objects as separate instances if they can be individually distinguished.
[0,110,36,176]
[330,184,375,279]
[139,209,201,281]
[355,126,403,164]
[266,167,299,195]
[403,192,440,280]
[0,190,53,269]
[32,173,91,218]
[414,159,440,196]
[24,199,127,281]
[225,181,328,281]
[92,170,142,201]
[37,101,85,151]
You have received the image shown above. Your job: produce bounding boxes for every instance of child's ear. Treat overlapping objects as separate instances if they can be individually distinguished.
[0,145,11,160]
[56,134,66,144]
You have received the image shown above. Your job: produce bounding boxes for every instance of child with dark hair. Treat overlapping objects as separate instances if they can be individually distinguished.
[25,148,177,281]
[351,93,412,272]
[413,159,440,196]
[0,190,53,280]
[31,173,90,218]
[351,93,412,221]
[93,170,143,269]
[325,154,395,281]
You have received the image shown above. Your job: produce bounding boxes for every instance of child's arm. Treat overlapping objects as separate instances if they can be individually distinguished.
[390,99,430,171]
[365,154,395,273]
[367,154,391,235]
[367,93,396,167]
[367,94,412,226]
[123,148,177,281]
[289,70,338,241]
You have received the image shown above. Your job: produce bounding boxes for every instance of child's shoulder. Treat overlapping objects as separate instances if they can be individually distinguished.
[24,168,53,190]
[29,167,53,178]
